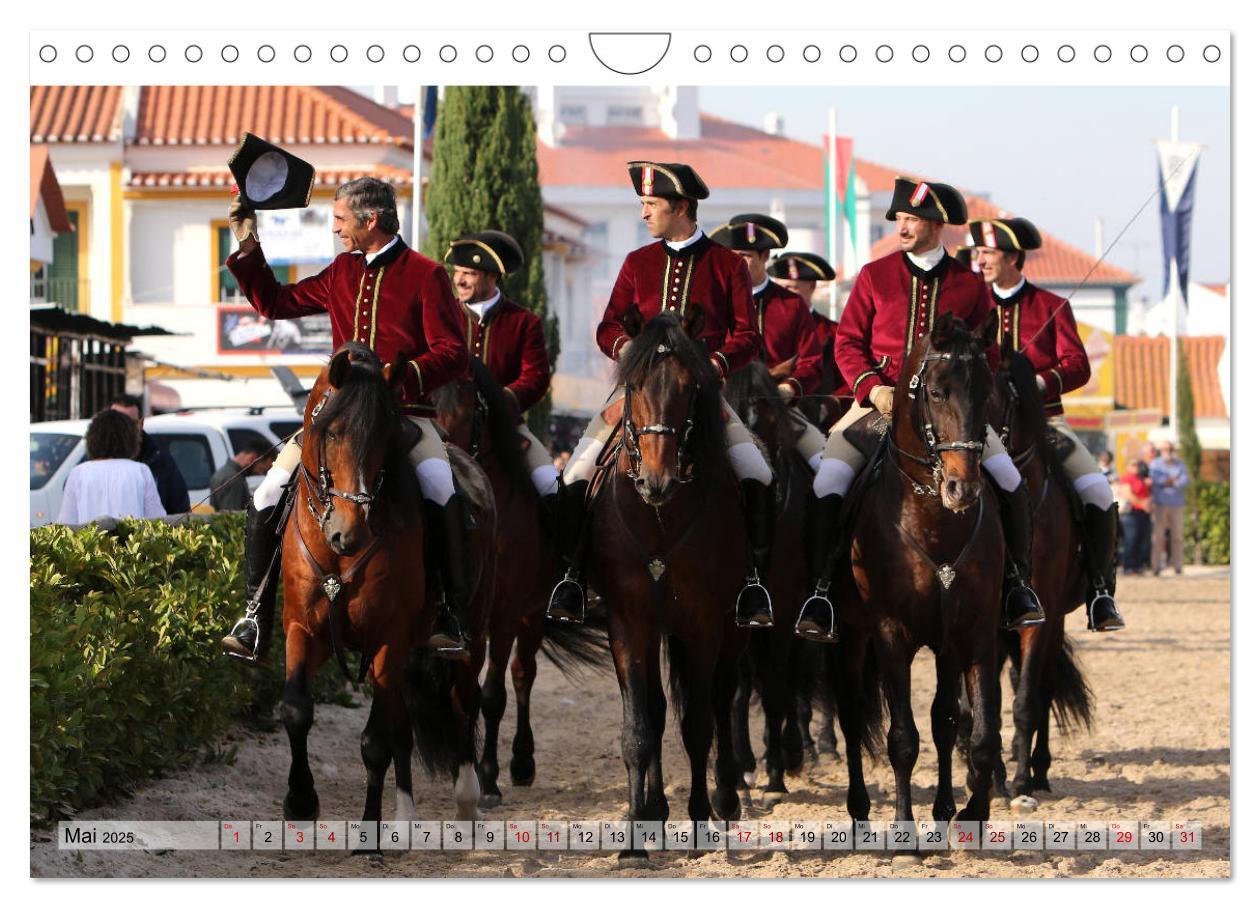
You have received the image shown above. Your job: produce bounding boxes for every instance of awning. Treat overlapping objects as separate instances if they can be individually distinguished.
[29,305,178,343]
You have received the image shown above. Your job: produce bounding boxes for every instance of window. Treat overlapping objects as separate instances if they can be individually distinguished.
[30,433,81,491]
[607,104,643,125]
[269,420,302,441]
[559,104,587,124]
[43,210,81,312]
[227,428,272,455]
[214,223,289,302]
[153,434,215,491]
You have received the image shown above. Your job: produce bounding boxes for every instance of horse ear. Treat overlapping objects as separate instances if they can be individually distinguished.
[930,311,958,348]
[328,348,352,389]
[976,308,1001,353]
[622,305,644,338]
[682,304,706,341]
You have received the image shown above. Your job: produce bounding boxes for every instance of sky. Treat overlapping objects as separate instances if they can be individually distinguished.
[699,86,1231,307]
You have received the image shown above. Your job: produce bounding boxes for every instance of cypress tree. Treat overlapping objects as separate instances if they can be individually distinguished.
[424,86,557,438]
[1175,348,1201,481]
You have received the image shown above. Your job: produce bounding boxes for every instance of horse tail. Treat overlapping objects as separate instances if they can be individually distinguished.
[1047,636,1095,733]
[663,635,689,720]
[402,646,471,776]
[538,608,611,681]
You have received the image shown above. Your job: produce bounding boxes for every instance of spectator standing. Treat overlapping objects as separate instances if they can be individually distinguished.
[57,410,166,524]
[209,441,276,512]
[1116,460,1153,574]
[1098,450,1117,482]
[1149,441,1190,575]
[110,394,192,515]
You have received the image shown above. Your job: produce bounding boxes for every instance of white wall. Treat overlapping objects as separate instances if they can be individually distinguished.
[31,200,55,266]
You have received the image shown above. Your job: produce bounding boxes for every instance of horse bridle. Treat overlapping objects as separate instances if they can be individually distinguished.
[890,351,987,498]
[996,373,1038,469]
[621,343,700,485]
[299,387,387,531]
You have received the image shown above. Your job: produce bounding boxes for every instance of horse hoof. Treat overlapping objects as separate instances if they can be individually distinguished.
[354,848,385,863]
[761,790,786,808]
[618,850,652,869]
[510,758,536,787]
[817,750,841,764]
[1010,795,1039,814]
[891,853,924,869]
[283,793,320,822]
[480,791,503,810]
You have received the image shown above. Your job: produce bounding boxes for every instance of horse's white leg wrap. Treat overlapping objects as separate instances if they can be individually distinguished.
[531,465,560,497]
[729,441,774,486]
[253,463,295,510]
[982,453,1023,493]
[454,762,481,821]
[813,458,857,497]
[394,788,415,822]
[1074,472,1116,509]
[416,458,457,505]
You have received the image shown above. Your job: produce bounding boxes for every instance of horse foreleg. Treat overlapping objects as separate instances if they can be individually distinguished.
[281,628,325,821]
[645,641,669,822]
[679,638,719,821]
[478,628,513,809]
[1011,627,1048,798]
[834,631,872,821]
[1029,686,1055,793]
[509,611,546,787]
[877,635,918,823]
[451,661,483,821]
[710,632,744,821]
[609,618,660,861]
[930,656,961,821]
[731,654,757,793]
[758,637,792,803]
[957,652,1000,821]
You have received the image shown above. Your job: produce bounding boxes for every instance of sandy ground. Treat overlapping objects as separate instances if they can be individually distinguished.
[31,570,1230,879]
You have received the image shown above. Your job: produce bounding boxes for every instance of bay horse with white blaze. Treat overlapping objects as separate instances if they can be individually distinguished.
[278,343,496,838]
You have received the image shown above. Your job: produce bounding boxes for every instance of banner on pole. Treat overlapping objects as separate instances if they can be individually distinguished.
[1155,140,1202,303]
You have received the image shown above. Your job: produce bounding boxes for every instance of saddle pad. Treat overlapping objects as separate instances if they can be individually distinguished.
[842,411,890,462]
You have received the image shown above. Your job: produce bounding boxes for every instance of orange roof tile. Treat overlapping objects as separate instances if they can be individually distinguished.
[30,145,73,232]
[1200,282,1228,296]
[30,86,123,143]
[133,86,413,146]
[536,113,826,191]
[869,194,1138,286]
[127,164,414,190]
[1114,334,1226,419]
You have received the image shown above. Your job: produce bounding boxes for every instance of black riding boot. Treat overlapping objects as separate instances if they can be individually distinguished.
[538,487,562,543]
[546,479,591,624]
[426,495,474,659]
[1082,502,1125,631]
[996,480,1046,630]
[221,495,285,664]
[734,479,775,628]
[795,493,846,643]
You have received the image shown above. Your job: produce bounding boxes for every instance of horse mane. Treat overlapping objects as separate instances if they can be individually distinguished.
[311,342,421,528]
[999,345,1057,466]
[615,313,731,484]
[724,359,796,456]
[447,357,537,501]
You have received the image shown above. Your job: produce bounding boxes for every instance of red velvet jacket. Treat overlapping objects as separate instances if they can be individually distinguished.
[835,250,991,407]
[812,311,851,401]
[596,234,761,379]
[754,280,822,404]
[993,280,1090,417]
[462,295,551,413]
[227,237,468,416]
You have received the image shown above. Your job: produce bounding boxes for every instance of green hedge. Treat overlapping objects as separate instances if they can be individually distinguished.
[1191,481,1230,565]
[30,515,352,826]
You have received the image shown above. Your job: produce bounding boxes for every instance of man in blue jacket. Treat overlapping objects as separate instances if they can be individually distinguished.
[1148,440,1190,575]
[111,394,191,515]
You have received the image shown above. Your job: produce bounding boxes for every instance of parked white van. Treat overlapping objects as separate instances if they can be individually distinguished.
[30,408,303,526]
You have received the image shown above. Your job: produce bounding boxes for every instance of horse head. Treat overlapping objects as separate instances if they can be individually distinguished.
[894,311,997,513]
[616,306,723,507]
[303,342,409,555]
[989,330,1047,464]
[431,368,484,455]
[723,359,793,461]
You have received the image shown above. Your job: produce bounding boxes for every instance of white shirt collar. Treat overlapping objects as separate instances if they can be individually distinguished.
[467,289,502,322]
[665,226,704,251]
[751,276,770,296]
[906,244,946,271]
[993,276,1027,299]
[361,235,400,265]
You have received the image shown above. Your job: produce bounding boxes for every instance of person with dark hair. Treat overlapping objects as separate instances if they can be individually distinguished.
[1117,458,1153,574]
[57,409,166,524]
[109,394,191,515]
[220,174,471,663]
[209,440,277,512]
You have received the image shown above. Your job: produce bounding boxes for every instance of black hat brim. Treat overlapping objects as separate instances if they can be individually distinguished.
[228,133,316,210]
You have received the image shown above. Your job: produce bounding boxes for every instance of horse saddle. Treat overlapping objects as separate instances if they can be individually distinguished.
[1045,428,1076,465]
[842,411,890,462]
[397,415,424,451]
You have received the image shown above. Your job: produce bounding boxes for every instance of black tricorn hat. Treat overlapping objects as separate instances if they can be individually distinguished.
[966,217,1043,252]
[711,213,788,252]
[228,133,316,210]
[627,161,710,200]
[444,230,525,276]
[954,246,980,273]
[768,251,836,282]
[886,176,968,225]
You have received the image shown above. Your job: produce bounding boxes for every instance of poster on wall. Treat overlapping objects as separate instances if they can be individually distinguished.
[257,207,336,265]
[216,305,333,355]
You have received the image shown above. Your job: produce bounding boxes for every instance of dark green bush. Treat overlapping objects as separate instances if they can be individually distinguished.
[30,515,356,825]
[1192,481,1230,565]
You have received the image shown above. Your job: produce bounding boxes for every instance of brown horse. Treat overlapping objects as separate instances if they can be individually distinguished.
[278,343,496,837]
[588,309,748,863]
[432,359,607,809]
[962,344,1094,803]
[831,312,1006,831]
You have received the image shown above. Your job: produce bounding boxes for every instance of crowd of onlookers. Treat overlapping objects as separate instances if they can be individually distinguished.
[1105,440,1190,576]
[55,394,274,526]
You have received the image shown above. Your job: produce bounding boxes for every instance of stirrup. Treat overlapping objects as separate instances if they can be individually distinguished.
[221,614,267,666]
[1002,582,1046,630]
[1087,591,1125,632]
[795,585,838,643]
[545,573,587,624]
[734,572,773,628]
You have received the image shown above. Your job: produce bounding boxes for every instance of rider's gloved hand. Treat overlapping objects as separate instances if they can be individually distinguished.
[228,193,258,245]
[870,385,895,417]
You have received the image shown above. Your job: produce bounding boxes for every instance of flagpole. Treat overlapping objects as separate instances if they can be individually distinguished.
[828,106,838,322]
[411,86,425,251]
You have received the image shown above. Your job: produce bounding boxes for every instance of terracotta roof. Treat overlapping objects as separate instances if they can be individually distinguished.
[536,113,827,191]
[132,86,413,146]
[1114,334,1227,419]
[1200,282,1229,296]
[869,194,1138,286]
[30,86,123,143]
[127,165,414,190]
[30,145,72,232]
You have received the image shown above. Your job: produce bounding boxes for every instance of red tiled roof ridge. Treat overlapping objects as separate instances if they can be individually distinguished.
[127,164,415,189]
[30,86,124,143]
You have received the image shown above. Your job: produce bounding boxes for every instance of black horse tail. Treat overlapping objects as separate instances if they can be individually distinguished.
[403,646,476,776]
[664,635,688,720]
[1047,637,1095,733]
[539,608,611,681]
[822,635,885,759]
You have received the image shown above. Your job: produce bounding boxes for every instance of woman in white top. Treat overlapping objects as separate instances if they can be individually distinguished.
[57,409,166,524]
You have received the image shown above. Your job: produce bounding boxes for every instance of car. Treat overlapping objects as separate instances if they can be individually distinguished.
[30,407,304,527]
